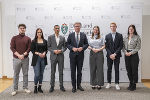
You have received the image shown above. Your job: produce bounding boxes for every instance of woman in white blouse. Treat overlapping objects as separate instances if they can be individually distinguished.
[88,26,105,90]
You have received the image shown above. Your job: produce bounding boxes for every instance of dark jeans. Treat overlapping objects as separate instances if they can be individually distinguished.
[125,53,139,83]
[107,57,120,84]
[33,56,45,85]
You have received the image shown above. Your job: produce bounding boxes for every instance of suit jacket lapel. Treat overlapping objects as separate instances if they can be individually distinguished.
[57,35,62,47]
[78,32,82,46]
[110,33,113,43]
[73,32,77,46]
[52,34,57,47]
[114,32,118,44]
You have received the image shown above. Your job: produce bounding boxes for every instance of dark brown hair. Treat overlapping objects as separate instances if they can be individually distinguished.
[18,24,26,29]
[128,24,138,36]
[91,26,100,39]
[54,25,60,28]
[34,28,44,42]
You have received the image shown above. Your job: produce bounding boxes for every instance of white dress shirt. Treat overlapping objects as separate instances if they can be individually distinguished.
[111,32,116,41]
[55,34,60,46]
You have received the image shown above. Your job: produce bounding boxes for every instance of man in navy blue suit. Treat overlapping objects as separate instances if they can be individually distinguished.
[67,22,88,93]
[105,22,123,90]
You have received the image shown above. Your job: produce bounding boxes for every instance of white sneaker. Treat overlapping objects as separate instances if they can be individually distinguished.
[24,89,31,93]
[106,83,111,89]
[115,84,120,90]
[11,91,17,96]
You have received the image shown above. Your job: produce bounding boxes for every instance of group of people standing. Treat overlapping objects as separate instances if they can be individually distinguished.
[10,22,141,96]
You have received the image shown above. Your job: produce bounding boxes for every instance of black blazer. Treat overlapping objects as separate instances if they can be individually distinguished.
[30,39,48,66]
[67,32,88,57]
[105,32,123,58]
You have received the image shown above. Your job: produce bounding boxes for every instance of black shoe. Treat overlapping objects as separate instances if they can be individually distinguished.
[130,83,136,91]
[60,86,66,92]
[77,85,84,91]
[127,83,132,90]
[34,86,38,94]
[72,88,76,93]
[97,86,101,90]
[38,85,43,93]
[49,86,54,93]
[92,86,96,90]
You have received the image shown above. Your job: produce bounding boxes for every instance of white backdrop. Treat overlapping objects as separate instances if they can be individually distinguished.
[15,2,142,82]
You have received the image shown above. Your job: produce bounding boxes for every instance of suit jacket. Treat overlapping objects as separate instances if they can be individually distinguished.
[47,34,67,60]
[105,32,123,58]
[123,35,141,55]
[30,39,48,66]
[67,32,88,58]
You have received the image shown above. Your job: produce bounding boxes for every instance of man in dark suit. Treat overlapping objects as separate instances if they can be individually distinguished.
[105,23,123,90]
[47,25,67,92]
[67,22,88,93]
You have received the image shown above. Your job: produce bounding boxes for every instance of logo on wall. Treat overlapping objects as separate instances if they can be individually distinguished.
[61,23,68,35]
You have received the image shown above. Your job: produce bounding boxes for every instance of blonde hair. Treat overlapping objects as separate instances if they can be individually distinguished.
[110,22,117,27]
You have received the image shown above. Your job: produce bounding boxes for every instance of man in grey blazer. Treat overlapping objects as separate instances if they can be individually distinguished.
[47,25,67,92]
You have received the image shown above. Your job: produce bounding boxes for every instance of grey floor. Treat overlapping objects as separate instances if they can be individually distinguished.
[0,82,150,100]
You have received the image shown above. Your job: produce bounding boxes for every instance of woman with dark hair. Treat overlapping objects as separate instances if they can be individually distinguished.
[30,28,48,93]
[123,25,141,91]
[88,26,105,90]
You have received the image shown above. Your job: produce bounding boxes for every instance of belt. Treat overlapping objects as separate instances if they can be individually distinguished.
[127,50,132,52]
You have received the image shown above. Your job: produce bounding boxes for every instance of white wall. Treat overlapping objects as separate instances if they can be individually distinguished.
[0,2,2,78]
[0,0,150,79]
[141,15,150,79]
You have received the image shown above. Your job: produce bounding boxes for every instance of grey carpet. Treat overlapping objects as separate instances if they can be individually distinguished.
[0,82,150,100]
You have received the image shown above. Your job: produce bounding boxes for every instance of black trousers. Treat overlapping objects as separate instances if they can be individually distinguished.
[125,53,139,83]
[107,57,120,84]
[70,54,84,89]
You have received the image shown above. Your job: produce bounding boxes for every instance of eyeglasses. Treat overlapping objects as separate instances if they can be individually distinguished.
[74,26,80,27]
